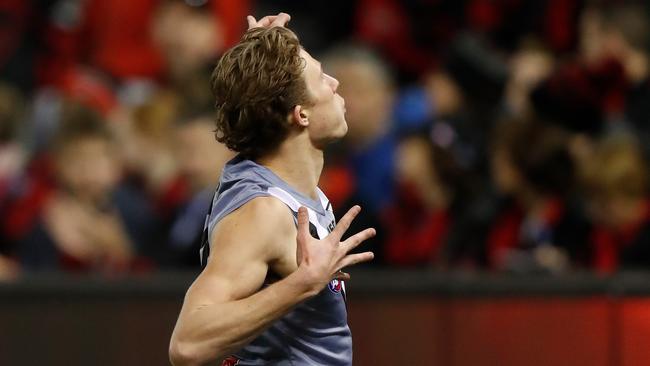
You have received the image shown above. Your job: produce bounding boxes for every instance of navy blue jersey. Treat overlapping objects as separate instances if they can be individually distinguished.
[200,156,352,365]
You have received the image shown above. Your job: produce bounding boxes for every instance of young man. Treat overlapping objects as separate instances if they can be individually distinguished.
[169,13,376,366]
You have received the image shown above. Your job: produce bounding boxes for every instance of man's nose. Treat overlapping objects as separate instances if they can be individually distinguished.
[326,74,339,92]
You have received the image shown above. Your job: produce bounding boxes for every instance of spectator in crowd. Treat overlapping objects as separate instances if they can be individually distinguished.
[0,0,50,93]
[394,33,508,184]
[595,4,650,157]
[502,41,555,118]
[2,1,650,276]
[152,0,224,110]
[354,0,581,82]
[115,90,186,217]
[529,2,648,138]
[0,83,26,280]
[486,118,589,273]
[393,68,465,134]
[41,0,229,85]
[382,129,467,267]
[164,112,233,268]
[16,102,158,273]
[582,135,650,274]
[0,84,27,214]
[153,0,222,83]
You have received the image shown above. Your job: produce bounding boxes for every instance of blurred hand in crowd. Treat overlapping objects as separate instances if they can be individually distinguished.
[44,194,133,269]
[505,46,554,116]
[0,255,19,281]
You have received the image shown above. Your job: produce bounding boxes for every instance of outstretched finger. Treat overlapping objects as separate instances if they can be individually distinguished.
[341,228,376,253]
[296,206,311,242]
[257,15,277,27]
[339,252,375,269]
[334,271,351,281]
[270,12,291,27]
[246,15,257,29]
[330,205,361,241]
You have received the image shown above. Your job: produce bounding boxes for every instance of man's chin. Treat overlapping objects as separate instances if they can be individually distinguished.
[321,127,348,147]
[339,119,349,136]
[316,120,348,147]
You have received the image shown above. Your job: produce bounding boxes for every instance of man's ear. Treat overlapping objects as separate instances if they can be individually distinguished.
[291,105,309,127]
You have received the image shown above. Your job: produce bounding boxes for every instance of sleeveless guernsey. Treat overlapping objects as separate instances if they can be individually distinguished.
[199,156,352,366]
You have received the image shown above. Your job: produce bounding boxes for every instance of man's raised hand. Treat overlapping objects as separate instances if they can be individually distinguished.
[247,12,291,30]
[295,205,375,294]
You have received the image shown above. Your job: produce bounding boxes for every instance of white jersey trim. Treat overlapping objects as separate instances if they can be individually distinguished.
[267,186,330,239]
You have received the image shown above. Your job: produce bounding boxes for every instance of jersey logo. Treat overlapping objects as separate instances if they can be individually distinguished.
[328,278,343,293]
[327,220,335,233]
[221,356,240,366]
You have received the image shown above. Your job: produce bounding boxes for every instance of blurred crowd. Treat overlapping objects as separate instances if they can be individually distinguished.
[1,0,650,280]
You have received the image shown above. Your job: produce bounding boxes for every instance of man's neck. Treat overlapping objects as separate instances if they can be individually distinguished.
[257,135,323,200]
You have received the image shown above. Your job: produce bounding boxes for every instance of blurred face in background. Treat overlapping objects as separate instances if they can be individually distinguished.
[55,137,121,203]
[395,135,456,209]
[325,59,393,147]
[424,71,463,118]
[113,91,179,192]
[175,118,232,192]
[582,139,648,229]
[491,147,523,196]
[152,2,222,81]
[396,136,435,187]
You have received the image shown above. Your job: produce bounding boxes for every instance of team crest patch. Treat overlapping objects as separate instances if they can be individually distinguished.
[221,356,240,366]
[328,279,343,293]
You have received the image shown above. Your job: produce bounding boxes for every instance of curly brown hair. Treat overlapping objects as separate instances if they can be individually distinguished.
[211,27,311,159]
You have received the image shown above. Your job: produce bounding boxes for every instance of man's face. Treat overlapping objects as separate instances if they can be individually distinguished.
[327,60,393,145]
[299,49,347,148]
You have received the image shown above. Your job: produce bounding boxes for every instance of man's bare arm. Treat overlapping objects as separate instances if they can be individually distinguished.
[168,197,375,366]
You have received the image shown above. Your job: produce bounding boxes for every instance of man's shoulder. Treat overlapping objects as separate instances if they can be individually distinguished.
[215,195,296,241]
[209,195,296,263]
[237,195,292,216]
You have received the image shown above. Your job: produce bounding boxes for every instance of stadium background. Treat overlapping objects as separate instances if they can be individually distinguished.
[2,0,650,365]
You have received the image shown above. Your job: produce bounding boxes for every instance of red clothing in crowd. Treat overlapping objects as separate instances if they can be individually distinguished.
[487,198,565,269]
[591,200,650,274]
[38,0,250,87]
[382,183,451,266]
[355,0,581,79]
[1,155,55,242]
